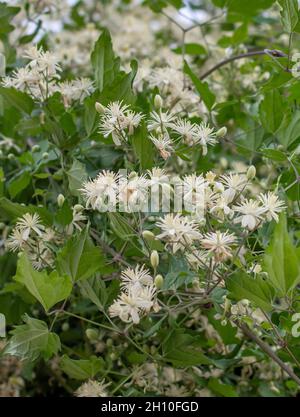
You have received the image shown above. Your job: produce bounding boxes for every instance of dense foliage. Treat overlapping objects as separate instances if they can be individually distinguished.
[1,0,300,398]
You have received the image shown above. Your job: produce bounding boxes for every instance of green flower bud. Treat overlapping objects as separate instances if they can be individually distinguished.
[8,153,15,160]
[247,165,256,180]
[62,322,69,332]
[154,94,163,109]
[106,338,113,347]
[95,102,106,114]
[220,157,228,169]
[150,250,159,269]
[128,171,138,179]
[142,230,155,241]
[32,145,40,153]
[85,328,99,341]
[216,126,227,138]
[42,152,49,159]
[0,222,5,230]
[73,204,84,212]
[57,194,65,207]
[154,274,164,289]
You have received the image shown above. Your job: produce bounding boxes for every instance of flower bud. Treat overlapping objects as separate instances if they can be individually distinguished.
[32,145,40,153]
[142,230,155,241]
[95,102,106,114]
[128,171,138,179]
[106,338,113,347]
[216,126,227,138]
[154,274,164,289]
[62,322,69,332]
[110,352,118,361]
[57,194,65,207]
[0,222,5,230]
[247,165,256,180]
[8,153,15,160]
[42,152,49,159]
[220,157,228,169]
[221,319,227,326]
[150,250,159,269]
[224,297,231,314]
[73,204,84,212]
[154,94,163,109]
[85,328,99,341]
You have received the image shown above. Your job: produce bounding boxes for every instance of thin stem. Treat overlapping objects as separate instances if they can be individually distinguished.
[200,49,287,80]
[236,321,300,386]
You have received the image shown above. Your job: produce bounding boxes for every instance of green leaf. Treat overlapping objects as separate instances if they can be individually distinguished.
[66,159,88,197]
[108,212,135,239]
[173,43,206,55]
[260,148,287,162]
[278,0,299,33]
[184,60,215,110]
[7,170,31,198]
[60,355,104,380]
[4,314,60,361]
[163,330,211,367]
[0,3,20,37]
[78,277,107,310]
[91,28,120,92]
[163,255,195,290]
[208,378,238,397]
[14,253,72,312]
[0,197,53,225]
[226,273,274,311]
[259,90,284,133]
[131,122,154,169]
[277,110,300,148]
[98,60,137,105]
[56,227,106,282]
[228,0,275,17]
[264,213,300,297]
[0,87,34,114]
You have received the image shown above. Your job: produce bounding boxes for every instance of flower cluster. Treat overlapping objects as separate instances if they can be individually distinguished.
[6,205,87,269]
[109,265,158,324]
[96,99,225,158]
[1,46,94,105]
[97,101,143,146]
[6,213,56,269]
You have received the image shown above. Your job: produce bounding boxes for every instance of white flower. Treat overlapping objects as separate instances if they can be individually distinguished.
[209,193,234,220]
[120,265,153,291]
[259,192,285,222]
[147,110,176,132]
[56,78,94,106]
[194,123,218,155]
[149,134,173,159]
[16,213,44,240]
[81,170,120,211]
[156,213,202,253]
[99,101,143,145]
[109,286,155,324]
[220,173,248,203]
[75,380,109,397]
[234,199,264,230]
[171,119,198,145]
[119,174,149,211]
[24,46,61,78]
[183,174,207,209]
[6,229,27,252]
[186,249,212,270]
[201,231,237,262]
